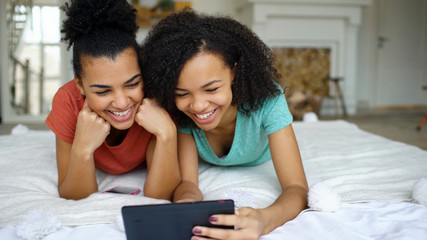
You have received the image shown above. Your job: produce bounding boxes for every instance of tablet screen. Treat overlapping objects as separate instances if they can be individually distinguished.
[122,199,234,240]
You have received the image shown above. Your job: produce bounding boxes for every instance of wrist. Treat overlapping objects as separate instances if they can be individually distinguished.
[70,143,94,162]
[154,124,177,142]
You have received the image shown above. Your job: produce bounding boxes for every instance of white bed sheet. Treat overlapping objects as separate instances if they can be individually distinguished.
[1,201,426,240]
[1,120,426,239]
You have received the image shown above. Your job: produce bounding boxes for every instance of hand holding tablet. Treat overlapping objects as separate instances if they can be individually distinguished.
[122,199,235,240]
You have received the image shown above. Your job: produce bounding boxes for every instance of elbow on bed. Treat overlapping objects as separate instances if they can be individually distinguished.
[144,174,181,201]
[60,192,93,200]
[58,187,97,200]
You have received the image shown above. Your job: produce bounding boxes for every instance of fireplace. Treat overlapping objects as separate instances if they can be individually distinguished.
[236,0,371,116]
[273,48,330,119]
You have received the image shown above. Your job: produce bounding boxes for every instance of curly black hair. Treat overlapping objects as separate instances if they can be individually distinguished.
[61,0,139,80]
[141,9,282,128]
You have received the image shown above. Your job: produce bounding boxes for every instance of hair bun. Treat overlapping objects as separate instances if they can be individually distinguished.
[61,0,137,49]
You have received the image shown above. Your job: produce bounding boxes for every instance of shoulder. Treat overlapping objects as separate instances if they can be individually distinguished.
[249,83,286,113]
[46,80,84,143]
[250,85,293,134]
[55,80,83,100]
[52,80,84,112]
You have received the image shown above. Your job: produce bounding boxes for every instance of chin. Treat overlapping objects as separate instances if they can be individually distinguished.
[109,117,135,131]
[194,121,217,132]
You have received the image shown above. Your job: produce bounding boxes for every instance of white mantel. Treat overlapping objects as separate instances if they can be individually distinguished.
[236,0,371,115]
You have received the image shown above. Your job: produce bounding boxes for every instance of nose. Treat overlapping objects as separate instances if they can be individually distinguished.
[190,95,209,113]
[112,91,129,109]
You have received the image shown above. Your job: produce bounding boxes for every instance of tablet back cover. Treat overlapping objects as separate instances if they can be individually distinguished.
[122,199,234,240]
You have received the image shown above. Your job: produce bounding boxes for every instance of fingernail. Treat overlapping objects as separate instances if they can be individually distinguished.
[209,216,218,222]
[193,228,202,234]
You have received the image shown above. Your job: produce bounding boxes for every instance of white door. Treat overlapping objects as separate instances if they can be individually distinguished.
[375,0,427,107]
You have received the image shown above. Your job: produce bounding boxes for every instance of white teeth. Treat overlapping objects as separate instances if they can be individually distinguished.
[195,110,215,120]
[111,108,131,117]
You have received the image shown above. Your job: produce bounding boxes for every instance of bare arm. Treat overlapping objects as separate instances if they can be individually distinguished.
[136,99,181,200]
[192,124,308,239]
[256,124,308,234]
[173,132,203,203]
[56,137,98,199]
[56,101,110,200]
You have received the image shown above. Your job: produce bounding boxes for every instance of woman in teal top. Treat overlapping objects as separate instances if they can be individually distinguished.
[141,9,308,240]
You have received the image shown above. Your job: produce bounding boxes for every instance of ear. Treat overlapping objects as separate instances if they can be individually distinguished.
[74,75,85,96]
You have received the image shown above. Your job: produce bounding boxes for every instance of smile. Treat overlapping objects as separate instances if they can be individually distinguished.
[110,108,131,117]
[195,109,215,120]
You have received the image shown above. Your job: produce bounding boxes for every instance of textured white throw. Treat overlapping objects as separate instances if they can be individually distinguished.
[0,120,426,227]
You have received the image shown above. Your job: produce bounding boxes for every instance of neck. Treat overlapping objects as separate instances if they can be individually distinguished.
[209,105,238,134]
[106,127,129,146]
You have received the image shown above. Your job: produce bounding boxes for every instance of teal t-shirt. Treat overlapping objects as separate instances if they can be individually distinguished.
[179,88,293,166]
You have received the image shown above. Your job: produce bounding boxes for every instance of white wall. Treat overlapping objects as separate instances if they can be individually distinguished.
[356,1,376,110]
[0,0,8,121]
[191,0,240,16]
[356,0,427,109]
[137,1,242,44]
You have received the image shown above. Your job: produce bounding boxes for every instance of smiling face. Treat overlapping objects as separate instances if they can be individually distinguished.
[175,53,237,131]
[76,48,143,130]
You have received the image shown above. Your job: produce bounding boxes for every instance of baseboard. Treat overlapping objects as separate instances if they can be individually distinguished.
[374,105,427,110]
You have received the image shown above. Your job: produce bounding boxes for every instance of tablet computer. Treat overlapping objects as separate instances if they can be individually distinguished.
[122,199,235,240]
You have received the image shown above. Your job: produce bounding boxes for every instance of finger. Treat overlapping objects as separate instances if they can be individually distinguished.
[83,98,88,108]
[102,120,111,134]
[142,97,156,104]
[140,98,151,107]
[142,98,162,109]
[82,98,92,111]
[208,214,239,228]
[190,236,211,240]
[192,226,236,240]
[236,207,253,218]
[175,198,196,203]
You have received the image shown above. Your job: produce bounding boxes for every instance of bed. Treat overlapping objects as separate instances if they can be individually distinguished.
[0,120,426,239]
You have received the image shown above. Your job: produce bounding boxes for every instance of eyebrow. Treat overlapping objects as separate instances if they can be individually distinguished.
[175,80,221,91]
[89,73,141,88]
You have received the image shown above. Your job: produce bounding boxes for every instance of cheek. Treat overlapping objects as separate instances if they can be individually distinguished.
[87,97,106,114]
[216,91,233,105]
[175,98,186,112]
[131,88,144,102]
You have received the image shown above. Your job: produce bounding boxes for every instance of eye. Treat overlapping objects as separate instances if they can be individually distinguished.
[175,92,188,97]
[206,87,219,92]
[96,90,110,95]
[127,81,140,88]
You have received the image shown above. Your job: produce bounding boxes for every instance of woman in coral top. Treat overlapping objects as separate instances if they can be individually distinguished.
[45,0,179,200]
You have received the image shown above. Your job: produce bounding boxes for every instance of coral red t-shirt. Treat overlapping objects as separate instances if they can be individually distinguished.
[45,80,152,175]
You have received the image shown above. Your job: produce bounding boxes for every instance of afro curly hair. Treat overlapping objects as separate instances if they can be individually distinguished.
[61,0,140,81]
[141,9,283,128]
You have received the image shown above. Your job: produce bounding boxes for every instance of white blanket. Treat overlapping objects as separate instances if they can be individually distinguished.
[0,120,426,227]
[2,202,427,240]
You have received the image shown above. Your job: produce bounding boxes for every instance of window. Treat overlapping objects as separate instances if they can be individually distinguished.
[13,4,61,115]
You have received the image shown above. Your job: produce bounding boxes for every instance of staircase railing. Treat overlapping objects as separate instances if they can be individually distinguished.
[7,0,32,55]
[7,0,46,115]
[9,55,44,115]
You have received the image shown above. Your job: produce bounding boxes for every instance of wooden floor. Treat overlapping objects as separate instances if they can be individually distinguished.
[1,109,427,150]
[320,109,427,150]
